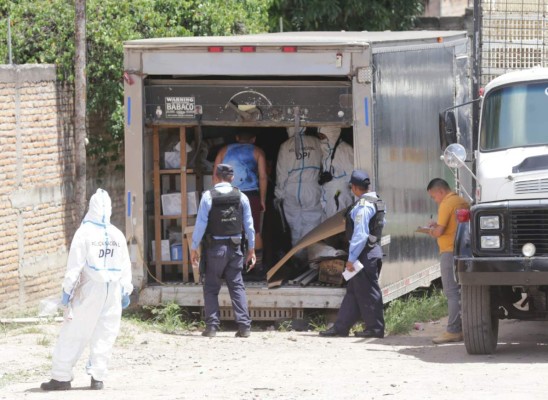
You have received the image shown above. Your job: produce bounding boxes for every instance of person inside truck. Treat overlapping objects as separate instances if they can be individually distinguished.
[274,127,322,248]
[214,130,267,276]
[319,169,385,338]
[317,126,354,221]
[190,164,256,338]
[426,178,469,344]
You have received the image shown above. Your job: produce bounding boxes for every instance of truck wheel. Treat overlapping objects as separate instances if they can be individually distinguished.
[462,285,499,355]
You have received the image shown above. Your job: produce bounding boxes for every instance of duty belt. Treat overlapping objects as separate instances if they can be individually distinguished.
[207,236,242,245]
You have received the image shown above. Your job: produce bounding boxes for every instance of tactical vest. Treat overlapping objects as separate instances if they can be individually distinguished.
[345,195,386,252]
[206,187,242,236]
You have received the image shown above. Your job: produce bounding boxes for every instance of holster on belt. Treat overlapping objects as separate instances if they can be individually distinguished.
[200,237,209,275]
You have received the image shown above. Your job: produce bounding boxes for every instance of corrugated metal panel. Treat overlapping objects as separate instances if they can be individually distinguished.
[372,46,456,265]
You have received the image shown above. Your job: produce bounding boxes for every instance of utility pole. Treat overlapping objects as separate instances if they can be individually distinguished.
[74,0,87,221]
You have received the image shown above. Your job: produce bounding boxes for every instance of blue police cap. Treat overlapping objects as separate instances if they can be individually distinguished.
[349,169,370,186]
[216,163,234,178]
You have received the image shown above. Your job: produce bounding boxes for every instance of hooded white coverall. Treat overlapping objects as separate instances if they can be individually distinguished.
[275,128,322,246]
[50,189,133,382]
[318,127,354,221]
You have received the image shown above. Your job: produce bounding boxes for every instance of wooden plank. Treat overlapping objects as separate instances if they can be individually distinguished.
[180,127,189,282]
[266,210,346,283]
[152,127,163,282]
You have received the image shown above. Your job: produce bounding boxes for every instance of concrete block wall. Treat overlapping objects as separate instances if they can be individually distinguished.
[0,65,77,316]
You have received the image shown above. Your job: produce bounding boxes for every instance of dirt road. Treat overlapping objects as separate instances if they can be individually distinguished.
[1,317,548,400]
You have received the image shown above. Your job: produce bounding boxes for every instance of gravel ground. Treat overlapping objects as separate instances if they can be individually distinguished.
[1,316,548,400]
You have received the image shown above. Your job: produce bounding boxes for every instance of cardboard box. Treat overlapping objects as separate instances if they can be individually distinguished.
[161,192,198,216]
[318,259,345,285]
[164,151,180,169]
[151,240,170,262]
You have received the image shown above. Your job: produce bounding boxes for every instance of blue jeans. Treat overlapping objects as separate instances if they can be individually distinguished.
[440,252,462,333]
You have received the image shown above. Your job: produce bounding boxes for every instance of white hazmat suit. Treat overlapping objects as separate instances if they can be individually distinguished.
[318,126,354,221]
[50,189,133,383]
[275,127,322,246]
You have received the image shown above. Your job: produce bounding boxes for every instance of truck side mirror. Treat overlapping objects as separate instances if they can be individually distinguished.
[443,143,467,169]
[438,110,457,150]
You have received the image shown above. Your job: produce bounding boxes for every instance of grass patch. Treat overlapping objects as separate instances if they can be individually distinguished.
[0,364,50,389]
[276,320,293,332]
[116,325,135,346]
[129,302,204,334]
[20,326,44,335]
[36,335,51,347]
[303,287,447,335]
[385,289,447,335]
[307,312,328,331]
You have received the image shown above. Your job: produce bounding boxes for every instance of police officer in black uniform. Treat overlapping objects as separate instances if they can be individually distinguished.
[190,164,256,338]
[319,169,386,338]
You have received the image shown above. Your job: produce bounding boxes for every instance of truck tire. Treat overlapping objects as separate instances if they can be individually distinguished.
[462,285,499,355]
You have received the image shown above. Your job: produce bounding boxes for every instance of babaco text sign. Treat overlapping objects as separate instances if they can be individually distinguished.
[164,96,195,119]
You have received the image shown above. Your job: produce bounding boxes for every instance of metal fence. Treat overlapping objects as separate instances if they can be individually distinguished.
[480,0,548,85]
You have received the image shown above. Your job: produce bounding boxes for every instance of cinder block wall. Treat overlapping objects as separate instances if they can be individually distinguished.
[0,65,126,317]
[0,65,77,316]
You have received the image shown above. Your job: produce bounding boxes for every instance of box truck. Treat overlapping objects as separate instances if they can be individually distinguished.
[123,31,469,320]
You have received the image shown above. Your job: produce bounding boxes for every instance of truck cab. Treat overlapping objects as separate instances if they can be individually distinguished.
[442,67,548,354]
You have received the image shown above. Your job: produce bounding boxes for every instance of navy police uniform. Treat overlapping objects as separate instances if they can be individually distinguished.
[322,169,386,337]
[191,165,255,333]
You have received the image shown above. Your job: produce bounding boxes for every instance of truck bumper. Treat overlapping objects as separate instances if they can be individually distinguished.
[456,256,548,285]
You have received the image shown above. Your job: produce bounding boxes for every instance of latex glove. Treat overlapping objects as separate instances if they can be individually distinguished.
[61,290,71,306]
[122,293,130,309]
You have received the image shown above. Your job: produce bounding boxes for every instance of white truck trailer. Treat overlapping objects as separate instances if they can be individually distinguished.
[123,31,469,320]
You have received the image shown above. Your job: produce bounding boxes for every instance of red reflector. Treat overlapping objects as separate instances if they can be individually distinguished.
[208,46,224,53]
[240,46,256,52]
[479,87,485,96]
[456,209,470,223]
[282,46,297,52]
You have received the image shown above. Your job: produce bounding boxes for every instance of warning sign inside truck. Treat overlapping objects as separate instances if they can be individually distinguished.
[165,97,195,119]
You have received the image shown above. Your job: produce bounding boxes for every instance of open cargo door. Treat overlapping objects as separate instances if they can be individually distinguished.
[267,210,346,288]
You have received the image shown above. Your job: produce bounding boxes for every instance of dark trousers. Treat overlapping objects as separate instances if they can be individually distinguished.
[203,240,251,330]
[334,255,384,335]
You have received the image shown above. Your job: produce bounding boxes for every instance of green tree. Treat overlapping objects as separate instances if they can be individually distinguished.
[269,0,424,32]
[0,0,271,172]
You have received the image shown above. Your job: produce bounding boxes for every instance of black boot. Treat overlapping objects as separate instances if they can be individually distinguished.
[235,328,251,338]
[40,379,71,391]
[91,377,104,390]
[201,326,218,337]
[319,326,348,337]
[355,329,384,338]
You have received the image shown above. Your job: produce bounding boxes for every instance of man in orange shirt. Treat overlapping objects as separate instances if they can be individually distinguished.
[427,178,470,344]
